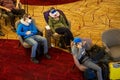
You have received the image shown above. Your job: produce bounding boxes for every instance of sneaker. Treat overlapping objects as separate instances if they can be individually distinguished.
[44,54,51,59]
[31,57,39,64]
[0,31,5,36]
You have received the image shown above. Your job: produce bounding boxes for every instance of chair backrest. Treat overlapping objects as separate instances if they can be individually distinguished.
[102,28,120,47]
[43,9,70,27]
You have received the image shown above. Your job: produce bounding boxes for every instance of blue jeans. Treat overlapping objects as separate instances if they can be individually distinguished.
[25,35,48,58]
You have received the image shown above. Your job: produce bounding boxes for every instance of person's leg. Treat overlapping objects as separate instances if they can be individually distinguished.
[83,60,103,80]
[5,12,15,31]
[33,35,51,59]
[63,28,73,46]
[25,37,39,63]
[55,27,73,46]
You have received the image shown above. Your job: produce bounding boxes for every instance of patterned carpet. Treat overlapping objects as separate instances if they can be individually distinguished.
[0,39,84,80]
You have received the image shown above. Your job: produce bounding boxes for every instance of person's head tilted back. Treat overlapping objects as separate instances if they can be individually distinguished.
[49,8,60,18]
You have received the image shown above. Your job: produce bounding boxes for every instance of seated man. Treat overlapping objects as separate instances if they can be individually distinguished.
[17,14,51,64]
[0,0,25,32]
[48,7,73,50]
[71,37,103,80]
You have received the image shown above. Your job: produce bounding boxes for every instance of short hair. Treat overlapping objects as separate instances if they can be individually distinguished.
[23,14,30,21]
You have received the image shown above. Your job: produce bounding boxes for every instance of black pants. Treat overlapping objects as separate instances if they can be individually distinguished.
[5,9,25,28]
[55,27,73,46]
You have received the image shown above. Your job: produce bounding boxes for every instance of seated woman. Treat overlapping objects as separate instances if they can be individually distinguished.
[48,7,74,50]
[17,14,51,64]
[71,37,103,80]
[0,0,25,32]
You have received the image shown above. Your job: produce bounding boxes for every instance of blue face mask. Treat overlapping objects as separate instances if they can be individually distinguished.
[51,9,57,14]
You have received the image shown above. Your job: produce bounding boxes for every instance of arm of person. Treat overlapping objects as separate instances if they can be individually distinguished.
[48,16,55,33]
[30,22,38,35]
[0,6,11,12]
[73,55,87,71]
[60,15,68,28]
[15,0,20,9]
[17,24,27,36]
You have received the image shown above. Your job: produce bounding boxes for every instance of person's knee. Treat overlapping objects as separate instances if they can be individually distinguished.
[97,66,102,72]
[33,42,38,47]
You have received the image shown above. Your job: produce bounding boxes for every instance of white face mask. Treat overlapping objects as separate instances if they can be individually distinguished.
[27,19,32,23]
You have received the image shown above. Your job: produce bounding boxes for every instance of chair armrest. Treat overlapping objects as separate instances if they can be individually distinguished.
[18,36,24,44]
[18,36,31,48]
[103,42,110,53]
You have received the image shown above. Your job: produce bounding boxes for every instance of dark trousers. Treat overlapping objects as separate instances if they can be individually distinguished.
[55,27,73,46]
[5,9,25,28]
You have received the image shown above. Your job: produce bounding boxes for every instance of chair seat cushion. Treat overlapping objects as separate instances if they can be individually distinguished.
[23,42,31,48]
[109,45,120,61]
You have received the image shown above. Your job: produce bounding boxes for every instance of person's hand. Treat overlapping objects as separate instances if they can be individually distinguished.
[15,7,19,9]
[79,65,87,71]
[82,41,86,46]
[77,42,82,48]
[53,32,59,36]
[26,31,31,35]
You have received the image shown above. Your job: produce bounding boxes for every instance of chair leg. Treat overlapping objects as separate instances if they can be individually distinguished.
[18,42,21,48]
[72,64,76,70]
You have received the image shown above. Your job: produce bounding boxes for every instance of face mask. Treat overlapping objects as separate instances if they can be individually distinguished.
[27,19,32,23]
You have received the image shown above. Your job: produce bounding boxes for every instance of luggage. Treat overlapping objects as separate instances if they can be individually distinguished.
[109,62,120,80]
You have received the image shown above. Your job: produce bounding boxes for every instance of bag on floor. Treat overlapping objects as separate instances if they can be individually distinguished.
[84,68,97,80]
[109,62,120,80]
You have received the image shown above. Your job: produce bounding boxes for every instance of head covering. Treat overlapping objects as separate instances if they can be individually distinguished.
[73,37,82,43]
[49,9,60,18]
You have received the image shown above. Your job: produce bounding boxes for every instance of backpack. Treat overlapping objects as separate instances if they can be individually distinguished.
[86,45,106,63]
[84,68,97,80]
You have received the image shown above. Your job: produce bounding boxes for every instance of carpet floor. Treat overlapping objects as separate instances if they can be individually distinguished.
[0,39,84,80]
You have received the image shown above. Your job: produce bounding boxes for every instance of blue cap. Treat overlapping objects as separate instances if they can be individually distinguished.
[73,37,82,43]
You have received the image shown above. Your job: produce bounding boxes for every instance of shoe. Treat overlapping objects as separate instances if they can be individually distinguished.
[31,57,39,64]
[44,54,51,59]
[0,31,5,36]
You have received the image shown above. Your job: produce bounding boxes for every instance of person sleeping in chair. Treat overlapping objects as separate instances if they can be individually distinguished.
[71,37,103,80]
[48,7,73,50]
[17,14,51,64]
